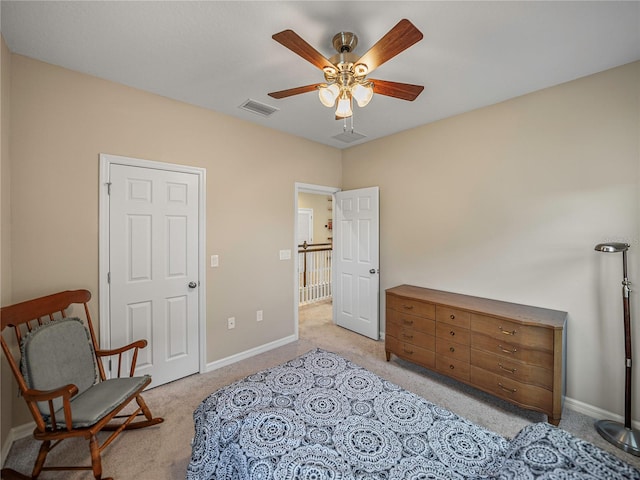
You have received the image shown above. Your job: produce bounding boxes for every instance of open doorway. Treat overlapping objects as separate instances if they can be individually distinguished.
[294,183,340,334]
[298,194,332,303]
[294,183,381,340]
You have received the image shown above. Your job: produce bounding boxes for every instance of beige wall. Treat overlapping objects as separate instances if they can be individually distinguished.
[7,54,341,425]
[1,35,13,454]
[343,61,640,424]
[298,192,333,244]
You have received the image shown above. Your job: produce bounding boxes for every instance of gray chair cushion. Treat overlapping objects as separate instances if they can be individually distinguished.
[58,376,151,428]
[21,318,97,415]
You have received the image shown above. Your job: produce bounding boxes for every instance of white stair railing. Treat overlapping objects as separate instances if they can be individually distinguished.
[298,242,332,305]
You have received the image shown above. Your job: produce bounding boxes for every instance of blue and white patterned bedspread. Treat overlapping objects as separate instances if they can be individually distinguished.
[187,349,640,480]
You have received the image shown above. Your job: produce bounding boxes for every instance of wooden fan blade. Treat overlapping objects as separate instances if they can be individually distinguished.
[268,84,323,99]
[273,30,335,71]
[370,79,424,101]
[355,19,423,74]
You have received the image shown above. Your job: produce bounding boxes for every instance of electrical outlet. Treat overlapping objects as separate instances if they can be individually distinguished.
[227,317,235,329]
[256,310,263,322]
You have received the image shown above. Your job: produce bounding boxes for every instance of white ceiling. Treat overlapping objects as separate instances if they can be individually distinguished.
[2,1,639,149]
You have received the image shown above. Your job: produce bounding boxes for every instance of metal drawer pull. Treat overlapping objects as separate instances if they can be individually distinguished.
[402,334,414,340]
[449,347,455,353]
[450,314,456,320]
[498,345,517,354]
[402,304,414,310]
[498,363,517,374]
[403,348,414,355]
[449,364,455,370]
[498,383,517,393]
[403,319,414,325]
[499,326,517,335]
[449,331,455,336]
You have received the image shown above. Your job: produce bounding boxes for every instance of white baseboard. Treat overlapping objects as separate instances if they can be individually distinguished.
[1,421,34,467]
[204,334,297,372]
[1,435,9,468]
[563,395,640,430]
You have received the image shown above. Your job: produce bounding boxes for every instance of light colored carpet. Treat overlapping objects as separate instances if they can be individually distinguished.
[3,300,639,478]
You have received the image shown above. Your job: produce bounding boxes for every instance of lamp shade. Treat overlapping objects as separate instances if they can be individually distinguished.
[318,84,339,107]
[352,83,373,107]
[335,95,353,118]
[595,243,629,253]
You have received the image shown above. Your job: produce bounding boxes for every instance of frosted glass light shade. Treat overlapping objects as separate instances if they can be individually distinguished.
[352,83,373,107]
[335,96,353,118]
[318,84,339,107]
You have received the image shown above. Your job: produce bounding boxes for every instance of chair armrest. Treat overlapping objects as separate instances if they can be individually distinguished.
[96,340,148,378]
[96,339,148,357]
[24,384,79,431]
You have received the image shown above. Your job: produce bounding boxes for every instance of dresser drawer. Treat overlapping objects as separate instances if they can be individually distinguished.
[387,309,435,336]
[387,322,436,350]
[436,306,471,329]
[470,366,552,413]
[387,295,435,319]
[436,355,470,382]
[471,314,553,351]
[387,335,435,369]
[436,322,470,346]
[470,349,552,390]
[436,339,470,363]
[471,332,553,369]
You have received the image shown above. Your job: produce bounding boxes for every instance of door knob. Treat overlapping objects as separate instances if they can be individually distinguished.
[188,281,198,289]
[369,269,377,274]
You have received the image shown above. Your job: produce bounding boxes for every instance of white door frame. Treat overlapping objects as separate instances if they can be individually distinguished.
[294,183,340,338]
[99,154,207,376]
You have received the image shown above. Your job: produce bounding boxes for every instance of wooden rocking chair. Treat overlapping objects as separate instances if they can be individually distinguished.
[0,289,164,480]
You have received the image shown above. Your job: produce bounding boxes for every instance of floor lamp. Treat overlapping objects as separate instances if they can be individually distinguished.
[594,242,640,456]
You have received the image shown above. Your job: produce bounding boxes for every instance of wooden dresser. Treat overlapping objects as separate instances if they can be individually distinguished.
[385,285,567,425]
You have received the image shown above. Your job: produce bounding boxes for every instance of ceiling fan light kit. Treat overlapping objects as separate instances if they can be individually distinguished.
[269,19,424,121]
[317,34,374,117]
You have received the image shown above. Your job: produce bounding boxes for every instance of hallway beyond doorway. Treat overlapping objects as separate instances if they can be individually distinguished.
[299,299,333,329]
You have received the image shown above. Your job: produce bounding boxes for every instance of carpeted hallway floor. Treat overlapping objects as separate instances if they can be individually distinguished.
[3,300,639,478]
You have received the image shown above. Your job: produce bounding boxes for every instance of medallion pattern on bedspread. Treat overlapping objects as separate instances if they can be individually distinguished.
[187,349,640,480]
[187,349,508,479]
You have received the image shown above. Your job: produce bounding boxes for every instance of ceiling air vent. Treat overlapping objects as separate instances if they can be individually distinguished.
[239,99,279,117]
[332,131,367,143]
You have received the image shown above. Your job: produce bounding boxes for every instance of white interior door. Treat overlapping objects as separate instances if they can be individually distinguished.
[107,162,200,387]
[334,187,380,339]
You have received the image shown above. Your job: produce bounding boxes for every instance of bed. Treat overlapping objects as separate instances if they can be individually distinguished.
[186,349,640,479]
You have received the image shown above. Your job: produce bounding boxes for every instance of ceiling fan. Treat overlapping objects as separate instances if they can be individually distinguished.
[268,19,424,119]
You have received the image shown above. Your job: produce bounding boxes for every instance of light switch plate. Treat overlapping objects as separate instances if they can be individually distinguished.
[279,249,291,260]
[211,255,219,267]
